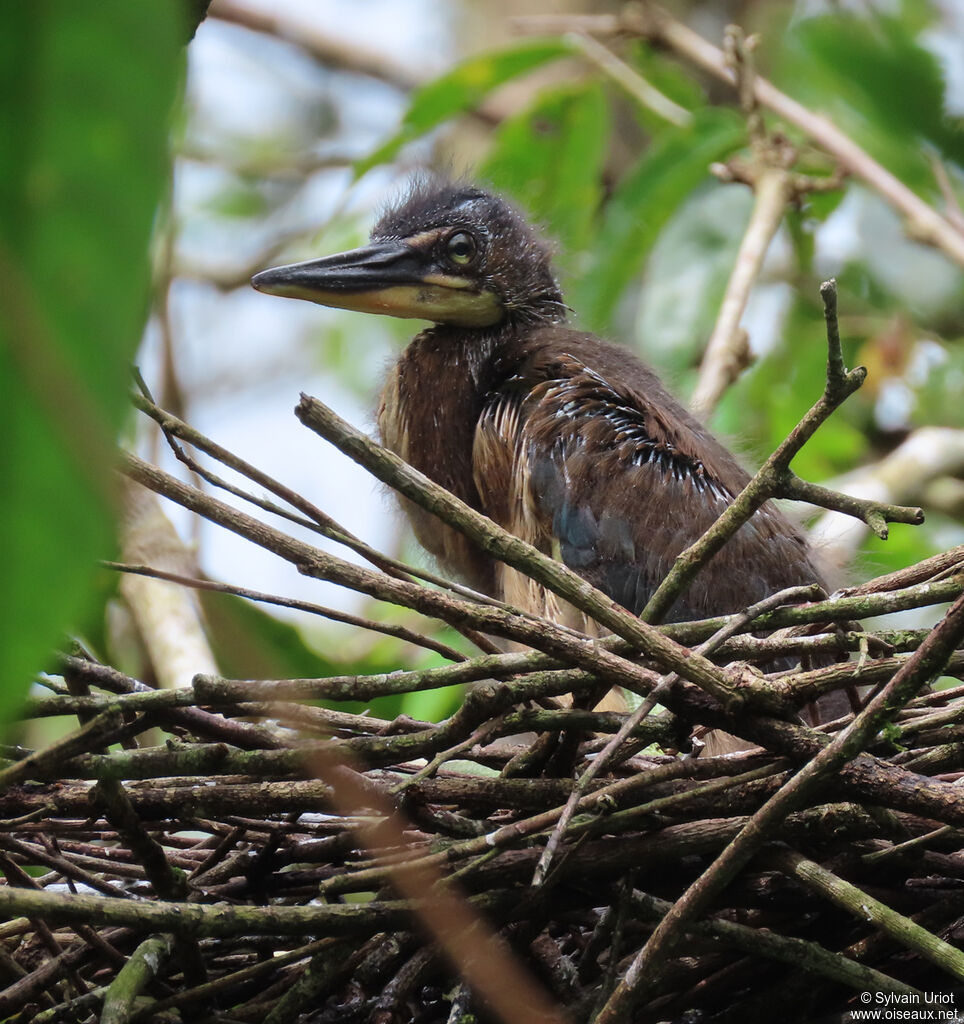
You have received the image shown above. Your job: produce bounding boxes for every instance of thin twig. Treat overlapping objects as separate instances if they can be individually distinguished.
[691,27,789,417]
[133,392,505,653]
[532,585,820,885]
[643,280,924,623]
[103,560,467,663]
[208,0,423,91]
[768,847,964,980]
[594,590,964,1022]
[567,32,690,126]
[628,887,917,996]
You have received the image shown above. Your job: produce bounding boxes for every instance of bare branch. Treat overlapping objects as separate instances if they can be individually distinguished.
[690,166,786,418]
[103,560,468,663]
[568,32,690,126]
[208,0,423,91]
[643,280,924,623]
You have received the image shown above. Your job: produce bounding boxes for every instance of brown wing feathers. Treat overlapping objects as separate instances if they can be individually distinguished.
[471,330,823,623]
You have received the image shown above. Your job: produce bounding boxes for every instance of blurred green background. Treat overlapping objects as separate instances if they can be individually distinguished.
[3,0,962,728]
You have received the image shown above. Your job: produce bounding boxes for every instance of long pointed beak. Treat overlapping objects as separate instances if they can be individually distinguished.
[251,240,503,327]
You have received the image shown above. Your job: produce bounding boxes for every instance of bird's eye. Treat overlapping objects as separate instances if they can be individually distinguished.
[446,231,477,266]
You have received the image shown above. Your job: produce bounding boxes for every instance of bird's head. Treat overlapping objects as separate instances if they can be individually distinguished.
[251,181,566,329]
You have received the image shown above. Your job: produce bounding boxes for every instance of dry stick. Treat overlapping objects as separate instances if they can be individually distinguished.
[255,939,361,1024]
[209,0,422,91]
[0,885,418,937]
[0,834,131,900]
[369,947,437,1023]
[767,847,964,981]
[41,658,574,718]
[861,823,955,865]
[532,585,819,886]
[691,25,791,419]
[133,392,504,653]
[103,560,467,662]
[568,32,690,126]
[627,889,918,997]
[642,280,923,624]
[60,655,285,751]
[124,450,739,709]
[690,166,786,419]
[844,543,964,594]
[0,709,126,790]
[32,990,107,1024]
[394,713,509,792]
[704,575,961,636]
[930,152,964,234]
[593,590,964,1024]
[100,935,174,1024]
[660,545,963,648]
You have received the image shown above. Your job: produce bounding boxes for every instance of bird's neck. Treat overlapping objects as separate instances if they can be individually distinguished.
[377,323,518,498]
[376,323,524,592]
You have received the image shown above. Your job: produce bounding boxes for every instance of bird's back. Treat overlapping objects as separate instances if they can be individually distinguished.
[379,324,826,626]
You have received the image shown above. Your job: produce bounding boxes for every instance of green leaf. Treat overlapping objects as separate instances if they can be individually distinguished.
[571,108,745,331]
[480,81,608,262]
[910,344,964,429]
[203,179,271,220]
[0,3,183,722]
[625,43,705,136]
[778,13,964,192]
[198,592,338,682]
[634,185,753,373]
[398,684,463,723]
[354,38,573,176]
[628,44,704,113]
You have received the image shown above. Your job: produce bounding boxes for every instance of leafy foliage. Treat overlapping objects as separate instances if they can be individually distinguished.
[778,10,964,190]
[568,109,746,331]
[354,38,574,176]
[480,81,609,262]
[5,2,964,727]
[0,3,183,721]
